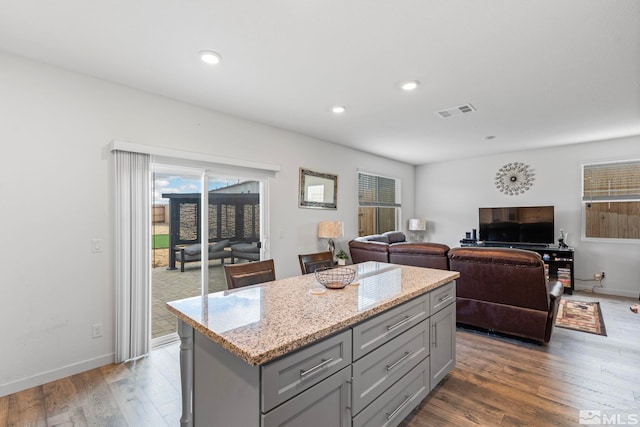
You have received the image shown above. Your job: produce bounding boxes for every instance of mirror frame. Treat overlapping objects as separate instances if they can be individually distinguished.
[299,168,338,209]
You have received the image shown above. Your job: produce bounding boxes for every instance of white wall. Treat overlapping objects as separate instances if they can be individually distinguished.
[0,51,415,396]
[415,136,640,298]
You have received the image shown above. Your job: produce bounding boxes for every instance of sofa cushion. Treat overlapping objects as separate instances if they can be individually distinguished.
[355,234,388,243]
[231,243,260,253]
[183,244,202,256]
[382,231,406,244]
[209,239,230,253]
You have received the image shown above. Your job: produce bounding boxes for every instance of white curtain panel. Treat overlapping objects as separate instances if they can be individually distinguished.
[114,150,151,363]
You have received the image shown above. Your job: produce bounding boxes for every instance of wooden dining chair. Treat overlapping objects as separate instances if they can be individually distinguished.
[224,259,276,289]
[298,251,334,275]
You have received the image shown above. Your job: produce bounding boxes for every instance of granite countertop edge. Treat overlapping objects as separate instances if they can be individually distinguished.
[166,270,459,366]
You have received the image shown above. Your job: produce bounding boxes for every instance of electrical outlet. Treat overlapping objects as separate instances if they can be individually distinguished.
[593,273,602,281]
[92,323,103,338]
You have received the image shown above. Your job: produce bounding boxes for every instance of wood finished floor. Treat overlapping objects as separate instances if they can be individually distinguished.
[2,291,639,426]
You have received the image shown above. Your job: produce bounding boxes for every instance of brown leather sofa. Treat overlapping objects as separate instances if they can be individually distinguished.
[448,247,564,343]
[348,231,450,270]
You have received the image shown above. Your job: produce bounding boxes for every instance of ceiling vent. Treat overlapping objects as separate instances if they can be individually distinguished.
[436,104,476,118]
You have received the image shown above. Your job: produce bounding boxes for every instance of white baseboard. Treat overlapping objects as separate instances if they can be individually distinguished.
[573,285,639,299]
[0,353,114,398]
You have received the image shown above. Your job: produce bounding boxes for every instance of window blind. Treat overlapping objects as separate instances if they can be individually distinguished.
[358,172,401,207]
[583,160,640,201]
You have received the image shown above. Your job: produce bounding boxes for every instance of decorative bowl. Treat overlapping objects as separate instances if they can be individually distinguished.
[314,266,356,289]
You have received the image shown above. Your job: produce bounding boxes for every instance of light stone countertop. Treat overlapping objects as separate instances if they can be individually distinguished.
[166,261,459,366]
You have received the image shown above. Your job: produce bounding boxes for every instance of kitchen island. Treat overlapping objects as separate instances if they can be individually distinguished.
[167,261,459,427]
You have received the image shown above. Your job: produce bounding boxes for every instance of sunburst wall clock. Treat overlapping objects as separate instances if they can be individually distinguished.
[495,162,535,195]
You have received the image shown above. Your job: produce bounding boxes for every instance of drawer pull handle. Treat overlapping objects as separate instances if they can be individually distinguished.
[386,313,419,331]
[386,393,415,421]
[386,351,412,371]
[300,358,334,378]
[439,294,452,303]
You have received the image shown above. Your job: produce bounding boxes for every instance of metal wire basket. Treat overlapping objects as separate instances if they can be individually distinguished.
[314,266,356,289]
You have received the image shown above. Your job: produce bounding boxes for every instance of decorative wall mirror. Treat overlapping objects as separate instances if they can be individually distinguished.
[299,168,338,209]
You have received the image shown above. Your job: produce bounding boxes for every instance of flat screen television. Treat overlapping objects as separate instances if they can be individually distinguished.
[478,206,554,245]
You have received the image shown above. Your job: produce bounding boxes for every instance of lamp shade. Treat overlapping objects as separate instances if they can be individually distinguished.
[408,218,426,231]
[318,221,344,238]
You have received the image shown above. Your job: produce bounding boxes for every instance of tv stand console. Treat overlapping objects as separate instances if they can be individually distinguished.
[460,242,574,294]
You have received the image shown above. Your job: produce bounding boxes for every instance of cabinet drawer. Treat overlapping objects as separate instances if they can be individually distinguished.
[352,320,429,415]
[261,329,351,412]
[352,357,430,427]
[353,293,429,360]
[430,281,455,314]
[262,366,351,427]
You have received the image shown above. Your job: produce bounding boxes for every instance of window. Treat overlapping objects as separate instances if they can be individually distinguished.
[582,160,640,240]
[358,171,401,236]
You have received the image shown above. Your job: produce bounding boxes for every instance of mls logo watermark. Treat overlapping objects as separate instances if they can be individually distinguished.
[580,410,639,425]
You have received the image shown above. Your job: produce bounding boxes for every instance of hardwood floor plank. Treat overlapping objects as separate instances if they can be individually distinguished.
[6,386,47,426]
[0,393,9,425]
[460,370,579,426]
[425,374,507,425]
[46,407,89,427]
[43,376,80,419]
[99,362,132,385]
[107,376,168,426]
[70,369,127,426]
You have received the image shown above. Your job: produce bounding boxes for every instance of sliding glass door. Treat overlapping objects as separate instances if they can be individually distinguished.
[150,164,265,345]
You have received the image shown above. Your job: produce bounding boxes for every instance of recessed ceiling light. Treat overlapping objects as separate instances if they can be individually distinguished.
[331,105,346,114]
[400,80,420,91]
[199,50,222,65]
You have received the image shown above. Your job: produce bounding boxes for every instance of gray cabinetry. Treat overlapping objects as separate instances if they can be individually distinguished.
[430,280,455,314]
[349,281,456,426]
[189,280,456,427]
[262,367,352,427]
[352,358,430,427]
[351,320,429,414]
[352,293,430,360]
[429,296,456,388]
[262,329,351,412]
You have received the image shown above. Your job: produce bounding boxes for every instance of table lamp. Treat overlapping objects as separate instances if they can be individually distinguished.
[318,221,344,259]
[408,218,426,242]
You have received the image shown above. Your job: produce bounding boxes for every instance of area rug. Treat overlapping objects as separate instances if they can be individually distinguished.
[555,299,607,336]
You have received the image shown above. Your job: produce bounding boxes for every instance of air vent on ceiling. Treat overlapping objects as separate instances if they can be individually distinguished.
[436,104,476,118]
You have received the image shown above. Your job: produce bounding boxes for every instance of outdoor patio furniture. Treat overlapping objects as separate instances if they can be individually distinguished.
[176,239,233,272]
[231,242,260,262]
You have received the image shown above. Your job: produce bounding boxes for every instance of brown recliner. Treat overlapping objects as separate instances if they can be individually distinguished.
[389,242,450,270]
[348,231,450,270]
[448,247,563,343]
